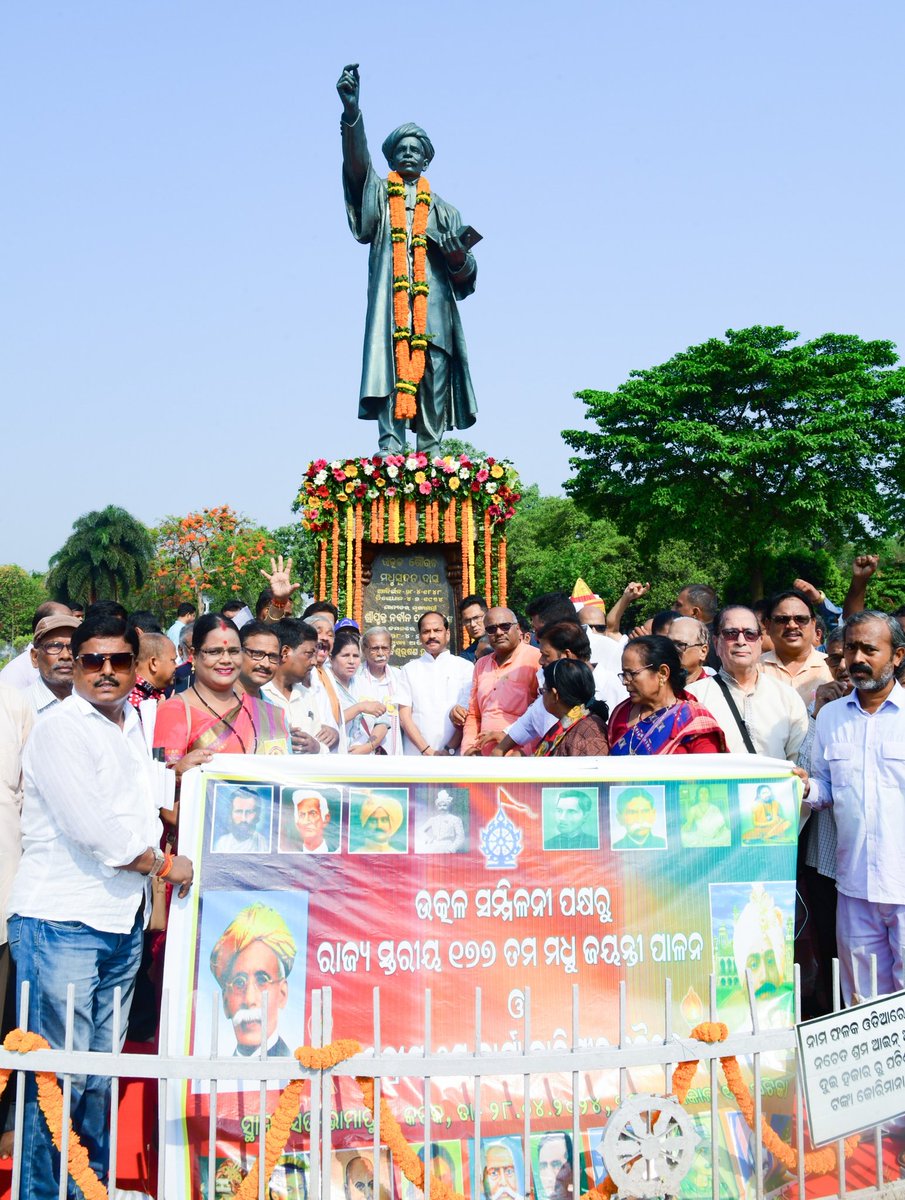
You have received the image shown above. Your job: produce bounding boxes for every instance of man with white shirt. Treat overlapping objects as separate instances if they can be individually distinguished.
[399,611,473,755]
[290,790,337,854]
[27,612,80,717]
[354,627,405,755]
[0,685,33,1115]
[804,611,905,1004]
[263,619,339,753]
[688,606,807,759]
[7,613,193,1199]
[0,601,71,692]
[665,617,712,685]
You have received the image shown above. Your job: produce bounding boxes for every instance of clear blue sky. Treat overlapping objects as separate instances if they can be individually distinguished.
[3,1,903,572]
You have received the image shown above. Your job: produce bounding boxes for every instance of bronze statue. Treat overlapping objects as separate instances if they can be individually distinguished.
[337,64,478,456]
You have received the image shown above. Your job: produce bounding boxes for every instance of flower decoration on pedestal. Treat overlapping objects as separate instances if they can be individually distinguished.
[293,452,521,624]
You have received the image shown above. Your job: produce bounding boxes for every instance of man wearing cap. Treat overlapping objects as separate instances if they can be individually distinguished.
[337,64,478,454]
[210,902,296,1057]
[290,790,336,854]
[416,789,465,853]
[0,601,72,692]
[27,612,81,717]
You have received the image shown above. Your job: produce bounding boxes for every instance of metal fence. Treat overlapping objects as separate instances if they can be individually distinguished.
[0,962,901,1200]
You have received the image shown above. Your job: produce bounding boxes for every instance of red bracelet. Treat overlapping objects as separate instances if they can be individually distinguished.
[158,853,174,880]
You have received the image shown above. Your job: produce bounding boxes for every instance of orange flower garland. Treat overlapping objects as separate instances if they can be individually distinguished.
[388,171,431,421]
[318,539,327,600]
[354,502,364,627]
[345,507,354,617]
[498,537,508,607]
[0,1030,109,1200]
[483,510,492,607]
[330,515,340,608]
[0,1024,878,1200]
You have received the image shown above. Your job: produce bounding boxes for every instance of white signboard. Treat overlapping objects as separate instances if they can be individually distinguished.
[797,989,905,1144]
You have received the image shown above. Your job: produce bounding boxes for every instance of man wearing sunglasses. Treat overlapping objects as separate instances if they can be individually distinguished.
[7,613,193,1200]
[688,605,808,759]
[462,607,540,756]
[761,590,833,706]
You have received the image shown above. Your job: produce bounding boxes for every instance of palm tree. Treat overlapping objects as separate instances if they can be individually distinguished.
[47,506,154,605]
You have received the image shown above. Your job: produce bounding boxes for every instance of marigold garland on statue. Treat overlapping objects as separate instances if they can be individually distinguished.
[387,171,431,421]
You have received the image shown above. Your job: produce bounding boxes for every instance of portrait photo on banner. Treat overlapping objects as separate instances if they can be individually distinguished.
[475,1134,527,1200]
[608,784,667,851]
[413,784,470,854]
[529,1129,589,1200]
[738,779,796,844]
[541,786,600,851]
[192,888,309,1085]
[279,784,343,855]
[331,1146,392,1200]
[678,780,731,849]
[399,1141,466,1200]
[210,781,274,855]
[709,879,795,1031]
[348,786,410,854]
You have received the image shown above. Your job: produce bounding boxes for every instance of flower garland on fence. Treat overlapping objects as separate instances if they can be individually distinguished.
[388,171,431,421]
[0,1030,109,1200]
[0,1024,885,1200]
[296,453,521,536]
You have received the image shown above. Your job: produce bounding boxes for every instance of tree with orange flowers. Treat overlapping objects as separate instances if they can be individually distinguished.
[147,505,276,617]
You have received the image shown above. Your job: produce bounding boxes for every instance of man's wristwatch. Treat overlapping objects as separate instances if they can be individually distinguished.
[146,847,166,877]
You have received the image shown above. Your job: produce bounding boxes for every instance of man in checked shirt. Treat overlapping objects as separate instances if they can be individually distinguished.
[803,611,905,1005]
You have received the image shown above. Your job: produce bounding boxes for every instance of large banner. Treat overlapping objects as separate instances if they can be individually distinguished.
[164,754,800,1199]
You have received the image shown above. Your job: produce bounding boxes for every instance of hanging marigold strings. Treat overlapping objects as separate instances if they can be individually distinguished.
[388,171,431,422]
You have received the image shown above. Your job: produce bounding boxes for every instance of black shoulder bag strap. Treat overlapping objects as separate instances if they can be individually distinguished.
[713,674,757,754]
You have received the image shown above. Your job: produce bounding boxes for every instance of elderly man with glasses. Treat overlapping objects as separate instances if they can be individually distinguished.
[27,612,81,716]
[665,616,712,685]
[688,605,808,759]
[760,590,833,706]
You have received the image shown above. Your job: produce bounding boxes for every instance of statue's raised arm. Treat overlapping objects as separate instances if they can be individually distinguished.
[337,64,368,207]
[336,64,478,457]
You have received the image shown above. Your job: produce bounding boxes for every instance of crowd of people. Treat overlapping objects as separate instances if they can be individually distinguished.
[0,551,903,1193]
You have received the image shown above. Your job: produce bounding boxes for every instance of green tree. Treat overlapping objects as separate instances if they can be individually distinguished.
[505,486,727,623]
[564,326,905,597]
[0,565,49,644]
[46,505,154,605]
[146,505,276,616]
[270,523,316,596]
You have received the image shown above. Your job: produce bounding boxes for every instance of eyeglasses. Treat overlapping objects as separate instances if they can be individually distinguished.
[76,652,135,673]
[243,649,281,665]
[719,627,761,642]
[771,613,812,627]
[584,623,607,633]
[485,622,516,635]
[37,640,73,657]
[198,646,243,660]
[670,640,706,653]
[463,614,485,626]
[617,666,655,683]
[223,970,282,995]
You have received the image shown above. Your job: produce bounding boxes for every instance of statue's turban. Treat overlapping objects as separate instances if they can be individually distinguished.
[381,123,435,168]
[210,903,297,984]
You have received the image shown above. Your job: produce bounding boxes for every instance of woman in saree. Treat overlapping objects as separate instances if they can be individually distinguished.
[534,659,610,757]
[608,635,727,756]
[154,613,290,801]
[328,628,390,754]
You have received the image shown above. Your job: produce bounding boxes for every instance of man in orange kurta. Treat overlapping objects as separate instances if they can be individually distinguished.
[462,608,540,756]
